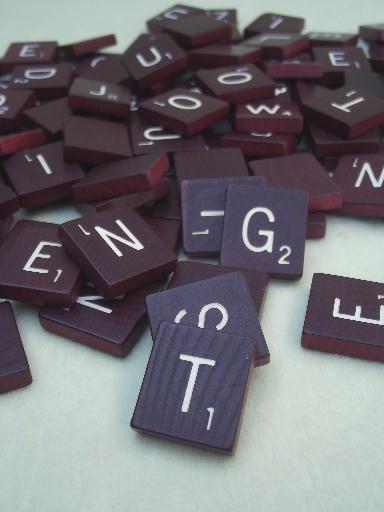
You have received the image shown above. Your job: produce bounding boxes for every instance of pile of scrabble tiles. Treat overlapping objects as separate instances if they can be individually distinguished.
[1,7,384,454]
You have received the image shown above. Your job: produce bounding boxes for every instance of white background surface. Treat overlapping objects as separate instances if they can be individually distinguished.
[1,1,384,511]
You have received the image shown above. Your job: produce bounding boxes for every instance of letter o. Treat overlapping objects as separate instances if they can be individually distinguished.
[217,71,252,85]
[168,95,202,110]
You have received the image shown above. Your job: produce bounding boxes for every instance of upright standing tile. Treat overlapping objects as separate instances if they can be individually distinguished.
[131,321,254,453]
[302,86,384,139]
[1,42,57,73]
[220,131,298,157]
[307,32,358,47]
[0,128,47,156]
[181,176,264,255]
[60,34,116,57]
[147,5,205,33]
[368,44,384,73]
[149,176,181,220]
[72,153,169,202]
[146,271,269,366]
[243,33,309,59]
[139,87,229,136]
[39,281,162,357]
[302,273,384,362]
[0,178,20,216]
[168,260,268,316]
[174,147,248,189]
[220,185,308,279]
[312,47,371,83]
[63,115,132,164]
[332,154,384,216]
[59,207,177,298]
[236,99,303,133]
[307,212,326,239]
[9,63,72,99]
[189,44,263,67]
[24,97,71,136]
[163,14,231,49]
[359,24,384,43]
[3,141,84,208]
[0,90,35,133]
[0,302,32,394]
[244,13,304,37]
[0,220,82,305]
[248,153,343,211]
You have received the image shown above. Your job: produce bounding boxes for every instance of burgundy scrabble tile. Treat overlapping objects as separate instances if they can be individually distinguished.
[243,33,309,59]
[220,185,308,279]
[332,154,384,217]
[343,70,384,99]
[368,44,384,73]
[306,124,381,157]
[196,64,274,104]
[174,148,248,190]
[181,176,264,255]
[189,44,263,67]
[0,220,81,306]
[163,14,232,49]
[39,281,162,357]
[302,86,384,139]
[236,99,303,133]
[0,128,47,156]
[145,217,181,253]
[1,42,57,73]
[63,115,132,164]
[24,97,70,136]
[9,63,72,100]
[249,153,343,211]
[220,131,298,157]
[302,273,384,362]
[59,207,177,298]
[77,53,130,85]
[0,302,32,394]
[146,271,269,366]
[129,118,206,156]
[0,90,35,133]
[244,13,304,38]
[359,24,384,43]
[291,81,326,107]
[147,5,205,33]
[139,88,229,136]
[307,212,326,239]
[3,141,84,208]
[122,34,188,89]
[72,153,169,203]
[274,81,291,100]
[68,78,131,119]
[205,9,237,25]
[131,321,254,453]
[149,176,181,220]
[61,34,116,57]
[312,47,371,82]
[168,260,268,316]
[0,216,13,241]
[308,32,358,47]
[261,56,324,79]
[0,177,20,216]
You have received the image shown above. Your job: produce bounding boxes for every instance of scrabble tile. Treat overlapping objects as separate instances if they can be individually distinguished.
[163,14,232,49]
[147,5,205,33]
[205,9,237,25]
[343,70,384,99]
[235,99,303,133]
[9,63,72,100]
[3,141,84,208]
[220,185,308,279]
[312,47,371,83]
[244,13,304,38]
[59,207,177,298]
[129,118,206,156]
[291,81,325,107]
[368,44,384,73]
[174,148,249,189]
[359,23,384,43]
[181,176,264,255]
[168,260,268,316]
[24,97,70,136]
[72,153,169,203]
[0,90,35,133]
[249,153,343,211]
[243,33,309,59]
[122,34,188,89]
[68,78,131,119]
[332,154,384,216]
[220,131,298,157]
[302,86,384,139]
[0,220,82,306]
[306,124,381,157]
[131,321,254,453]
[146,271,269,366]
[61,34,116,57]
[39,281,162,357]
[145,217,181,253]
[196,64,274,104]
[0,177,20,216]
[261,56,324,79]
[307,32,358,47]
[76,53,130,84]
[63,115,132,164]
[149,176,181,220]
[139,88,229,136]
[1,42,58,73]
[0,128,47,156]
[274,81,291,100]
[302,273,384,362]
[189,44,263,67]
[0,216,13,241]
[307,212,326,239]
[0,302,32,394]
